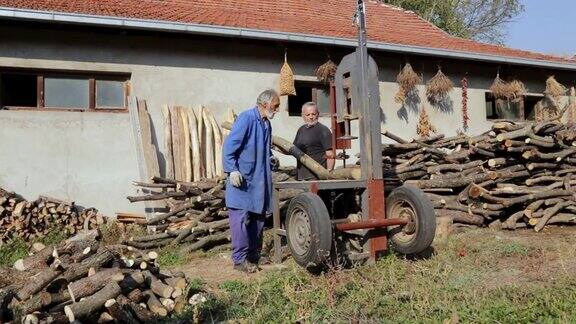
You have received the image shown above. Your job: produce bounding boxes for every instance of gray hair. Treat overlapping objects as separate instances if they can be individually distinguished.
[301,101,318,113]
[256,89,279,106]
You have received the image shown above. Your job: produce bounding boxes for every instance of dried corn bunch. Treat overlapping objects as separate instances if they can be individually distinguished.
[279,53,296,96]
[544,76,566,99]
[534,99,559,122]
[507,80,527,99]
[426,68,453,103]
[315,59,337,83]
[489,74,508,99]
[395,63,421,104]
[417,105,436,137]
[567,87,576,124]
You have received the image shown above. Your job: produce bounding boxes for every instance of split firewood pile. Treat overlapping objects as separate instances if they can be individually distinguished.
[0,188,103,244]
[381,121,576,233]
[123,170,299,250]
[0,229,190,323]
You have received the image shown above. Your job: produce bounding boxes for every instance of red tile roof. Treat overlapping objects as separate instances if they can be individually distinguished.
[1,0,574,65]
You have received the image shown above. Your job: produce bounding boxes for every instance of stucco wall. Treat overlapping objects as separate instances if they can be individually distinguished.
[0,22,574,215]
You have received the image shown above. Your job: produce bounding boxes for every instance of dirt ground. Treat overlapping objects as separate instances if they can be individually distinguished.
[174,226,576,289]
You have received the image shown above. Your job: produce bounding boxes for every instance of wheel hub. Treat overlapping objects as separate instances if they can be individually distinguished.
[289,207,312,256]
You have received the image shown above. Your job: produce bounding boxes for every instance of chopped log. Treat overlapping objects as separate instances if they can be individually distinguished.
[180,107,193,182]
[182,230,231,253]
[105,299,140,324]
[127,191,187,203]
[143,290,167,317]
[68,268,124,302]
[534,200,575,232]
[60,250,115,283]
[64,282,122,322]
[162,105,174,180]
[127,289,145,303]
[381,129,408,144]
[14,246,54,272]
[17,267,62,301]
[117,295,156,323]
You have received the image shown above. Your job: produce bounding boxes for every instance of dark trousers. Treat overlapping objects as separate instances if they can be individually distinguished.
[229,208,265,265]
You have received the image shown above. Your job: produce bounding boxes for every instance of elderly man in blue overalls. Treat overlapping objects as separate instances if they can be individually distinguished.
[222,89,280,273]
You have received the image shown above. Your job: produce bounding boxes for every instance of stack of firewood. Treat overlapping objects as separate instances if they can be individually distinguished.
[381,121,576,233]
[0,229,189,323]
[0,188,103,244]
[124,170,299,251]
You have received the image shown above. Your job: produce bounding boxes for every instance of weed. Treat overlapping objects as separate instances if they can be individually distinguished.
[0,238,28,267]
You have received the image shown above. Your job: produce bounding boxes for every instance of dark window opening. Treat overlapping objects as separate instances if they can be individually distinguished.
[0,73,37,107]
[287,81,330,116]
[485,92,542,121]
[0,70,129,111]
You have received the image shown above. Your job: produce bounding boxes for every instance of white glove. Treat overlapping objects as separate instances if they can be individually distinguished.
[229,171,244,188]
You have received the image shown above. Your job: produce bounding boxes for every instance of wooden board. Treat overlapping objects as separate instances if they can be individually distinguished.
[137,100,160,178]
[161,105,174,179]
[207,110,223,177]
[197,106,206,179]
[202,108,215,179]
[177,107,188,182]
[186,108,201,182]
[169,106,183,181]
[180,107,192,182]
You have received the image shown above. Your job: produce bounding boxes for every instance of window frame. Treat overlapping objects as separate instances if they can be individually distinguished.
[1,69,129,113]
[287,80,331,117]
[485,92,543,122]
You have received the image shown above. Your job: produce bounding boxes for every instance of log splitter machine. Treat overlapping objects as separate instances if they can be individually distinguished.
[271,0,436,271]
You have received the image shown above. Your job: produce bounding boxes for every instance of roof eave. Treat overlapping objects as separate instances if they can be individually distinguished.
[1,7,575,71]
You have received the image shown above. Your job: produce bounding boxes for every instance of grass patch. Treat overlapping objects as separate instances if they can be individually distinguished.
[156,247,191,267]
[194,229,576,322]
[0,238,28,267]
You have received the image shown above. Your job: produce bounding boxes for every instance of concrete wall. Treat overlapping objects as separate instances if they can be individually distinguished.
[0,22,574,215]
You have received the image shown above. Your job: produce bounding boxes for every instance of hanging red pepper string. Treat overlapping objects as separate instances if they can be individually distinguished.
[461,76,469,131]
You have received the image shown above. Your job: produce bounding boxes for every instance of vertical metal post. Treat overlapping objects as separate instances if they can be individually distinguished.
[356,0,387,260]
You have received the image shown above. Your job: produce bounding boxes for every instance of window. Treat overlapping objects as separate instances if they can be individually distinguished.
[0,70,129,111]
[287,81,330,116]
[485,92,542,121]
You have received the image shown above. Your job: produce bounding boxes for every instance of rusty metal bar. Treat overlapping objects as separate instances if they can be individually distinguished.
[335,218,408,231]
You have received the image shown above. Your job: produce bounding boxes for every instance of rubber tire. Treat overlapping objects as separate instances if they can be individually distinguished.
[386,185,436,255]
[285,193,332,270]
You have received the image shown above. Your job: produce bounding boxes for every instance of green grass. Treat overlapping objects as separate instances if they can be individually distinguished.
[156,247,191,267]
[193,230,576,323]
[0,238,29,267]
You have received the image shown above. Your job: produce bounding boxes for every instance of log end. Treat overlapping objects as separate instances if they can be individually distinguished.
[14,259,26,271]
[64,305,76,322]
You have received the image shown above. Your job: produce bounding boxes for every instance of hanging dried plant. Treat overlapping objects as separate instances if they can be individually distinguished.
[544,76,567,99]
[567,87,576,124]
[394,87,406,104]
[461,77,469,131]
[489,74,526,100]
[426,68,453,103]
[395,63,421,104]
[417,105,436,138]
[315,59,338,83]
[507,80,527,99]
[279,53,296,96]
[489,74,508,99]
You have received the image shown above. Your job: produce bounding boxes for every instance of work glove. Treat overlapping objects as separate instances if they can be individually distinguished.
[270,156,280,171]
[229,171,244,188]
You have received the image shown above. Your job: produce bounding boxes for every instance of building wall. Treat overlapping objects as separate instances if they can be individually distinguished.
[0,22,574,215]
